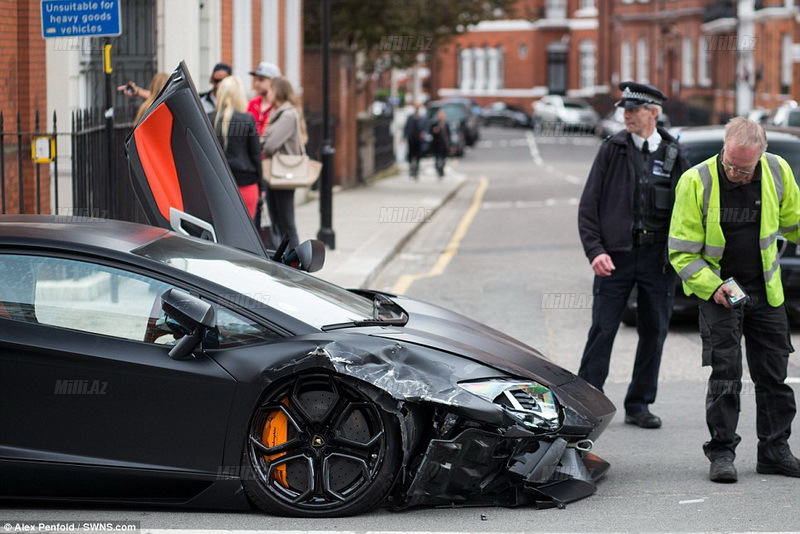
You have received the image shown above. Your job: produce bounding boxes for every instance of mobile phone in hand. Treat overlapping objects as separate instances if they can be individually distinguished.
[125,82,136,96]
[723,277,749,308]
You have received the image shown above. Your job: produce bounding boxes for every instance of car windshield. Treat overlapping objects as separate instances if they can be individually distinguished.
[134,235,374,329]
[431,104,467,121]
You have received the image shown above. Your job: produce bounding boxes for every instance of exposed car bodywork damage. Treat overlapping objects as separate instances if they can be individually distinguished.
[269,336,614,510]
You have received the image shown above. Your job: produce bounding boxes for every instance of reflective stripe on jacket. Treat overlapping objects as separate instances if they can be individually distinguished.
[668,152,800,305]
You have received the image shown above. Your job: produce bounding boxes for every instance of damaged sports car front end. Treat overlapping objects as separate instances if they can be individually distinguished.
[238,290,615,515]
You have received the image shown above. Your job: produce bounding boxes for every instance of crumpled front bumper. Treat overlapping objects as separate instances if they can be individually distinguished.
[392,426,609,510]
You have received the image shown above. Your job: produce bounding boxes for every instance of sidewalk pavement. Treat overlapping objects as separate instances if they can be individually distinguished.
[293,161,467,289]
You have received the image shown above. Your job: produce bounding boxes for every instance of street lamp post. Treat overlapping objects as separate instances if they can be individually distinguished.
[317,0,336,249]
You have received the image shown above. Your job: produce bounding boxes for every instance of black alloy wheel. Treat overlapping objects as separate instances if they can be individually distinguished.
[242,373,401,517]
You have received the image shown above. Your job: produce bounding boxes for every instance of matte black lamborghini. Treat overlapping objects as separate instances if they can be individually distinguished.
[0,64,615,517]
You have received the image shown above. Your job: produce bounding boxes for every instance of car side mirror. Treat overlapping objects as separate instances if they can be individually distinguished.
[160,288,216,360]
[283,239,326,272]
[272,236,326,272]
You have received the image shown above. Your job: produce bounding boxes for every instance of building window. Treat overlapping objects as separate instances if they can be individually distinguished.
[473,47,487,91]
[697,36,711,87]
[546,0,567,19]
[579,39,596,89]
[459,46,504,92]
[782,33,792,94]
[580,0,595,8]
[621,40,632,82]
[459,47,474,90]
[636,38,649,83]
[682,36,694,87]
[518,43,528,59]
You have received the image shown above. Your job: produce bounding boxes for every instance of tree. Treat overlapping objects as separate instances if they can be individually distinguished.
[304,0,516,70]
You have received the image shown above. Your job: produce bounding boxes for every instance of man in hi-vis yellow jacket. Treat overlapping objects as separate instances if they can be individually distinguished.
[669,117,800,483]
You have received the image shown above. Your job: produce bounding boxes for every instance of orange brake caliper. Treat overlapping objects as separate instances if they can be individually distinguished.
[262,398,289,487]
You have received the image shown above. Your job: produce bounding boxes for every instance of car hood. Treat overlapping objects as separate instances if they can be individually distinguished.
[125,62,267,258]
[369,295,579,387]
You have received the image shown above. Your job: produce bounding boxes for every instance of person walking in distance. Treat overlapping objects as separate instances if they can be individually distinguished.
[429,109,451,178]
[577,82,688,429]
[669,117,800,483]
[404,103,429,179]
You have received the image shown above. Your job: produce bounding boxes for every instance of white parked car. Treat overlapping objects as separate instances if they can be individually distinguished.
[532,95,600,133]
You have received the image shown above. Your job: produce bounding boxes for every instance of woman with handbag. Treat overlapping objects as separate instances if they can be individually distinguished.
[209,76,263,219]
[260,77,308,250]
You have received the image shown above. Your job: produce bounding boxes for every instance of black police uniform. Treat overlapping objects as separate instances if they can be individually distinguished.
[577,82,687,423]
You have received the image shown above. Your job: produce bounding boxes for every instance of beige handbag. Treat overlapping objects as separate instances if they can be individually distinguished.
[262,109,322,190]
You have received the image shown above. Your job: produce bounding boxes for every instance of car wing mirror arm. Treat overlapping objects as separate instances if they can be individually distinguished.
[160,289,216,360]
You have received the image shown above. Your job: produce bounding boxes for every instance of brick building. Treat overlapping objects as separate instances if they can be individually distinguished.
[432,0,602,111]
[431,0,800,124]
[1,0,49,214]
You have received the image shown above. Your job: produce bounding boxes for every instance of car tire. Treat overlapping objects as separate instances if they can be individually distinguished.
[242,372,401,517]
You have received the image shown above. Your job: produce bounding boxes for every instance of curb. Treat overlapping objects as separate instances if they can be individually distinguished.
[358,175,468,290]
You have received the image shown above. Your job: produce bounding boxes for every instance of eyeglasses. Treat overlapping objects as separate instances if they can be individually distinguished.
[211,77,226,84]
[721,160,755,176]
[719,148,760,176]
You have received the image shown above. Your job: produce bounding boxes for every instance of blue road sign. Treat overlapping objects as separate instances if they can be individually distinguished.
[41,0,122,38]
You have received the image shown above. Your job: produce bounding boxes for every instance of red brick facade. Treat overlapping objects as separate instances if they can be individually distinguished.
[432,0,800,124]
[1,0,50,214]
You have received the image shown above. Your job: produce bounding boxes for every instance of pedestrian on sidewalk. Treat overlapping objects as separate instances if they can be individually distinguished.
[404,103,429,179]
[430,109,451,178]
[248,61,282,136]
[577,81,687,429]
[669,116,800,483]
[261,77,306,250]
[199,63,232,114]
[209,76,263,219]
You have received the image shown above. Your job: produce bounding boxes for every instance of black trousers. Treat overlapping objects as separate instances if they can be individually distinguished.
[578,242,675,414]
[265,187,299,251]
[699,290,796,462]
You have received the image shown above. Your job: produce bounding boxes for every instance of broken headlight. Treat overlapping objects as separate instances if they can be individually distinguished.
[459,379,561,430]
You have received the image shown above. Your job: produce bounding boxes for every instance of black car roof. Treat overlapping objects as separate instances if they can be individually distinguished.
[672,124,800,143]
[0,215,169,255]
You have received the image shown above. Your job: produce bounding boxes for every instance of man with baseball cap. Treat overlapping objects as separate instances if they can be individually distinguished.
[577,81,687,429]
[200,62,232,113]
[247,61,282,135]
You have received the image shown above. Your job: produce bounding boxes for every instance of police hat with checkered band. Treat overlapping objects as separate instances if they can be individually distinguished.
[615,82,667,109]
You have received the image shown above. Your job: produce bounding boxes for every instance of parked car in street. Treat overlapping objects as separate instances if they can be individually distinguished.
[0,62,616,517]
[621,124,800,325]
[481,102,533,128]
[532,95,600,134]
[767,100,799,127]
[427,98,480,147]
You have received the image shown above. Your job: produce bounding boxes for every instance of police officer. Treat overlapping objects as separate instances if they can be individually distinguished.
[669,117,800,483]
[577,82,687,429]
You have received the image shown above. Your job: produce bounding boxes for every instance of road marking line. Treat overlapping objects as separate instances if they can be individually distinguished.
[679,498,705,504]
[392,177,489,295]
[525,131,544,166]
